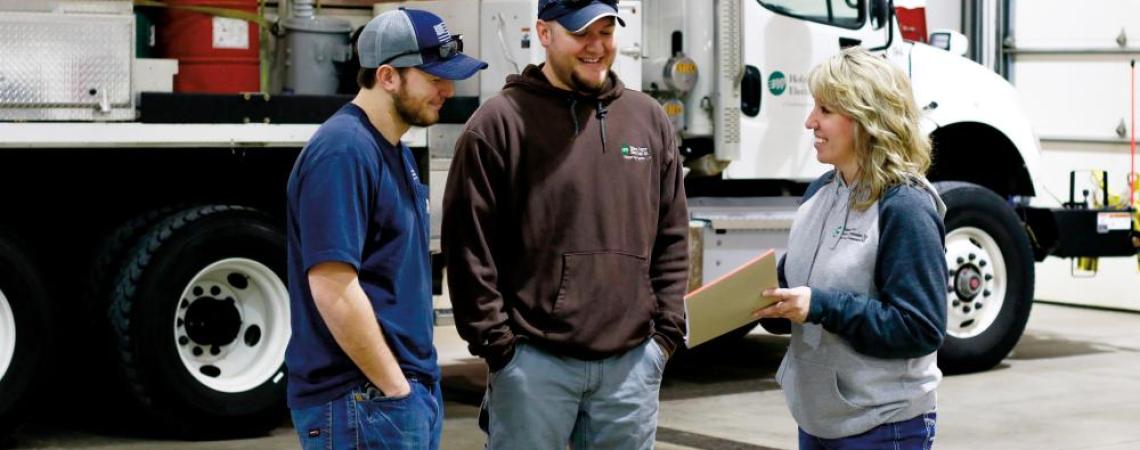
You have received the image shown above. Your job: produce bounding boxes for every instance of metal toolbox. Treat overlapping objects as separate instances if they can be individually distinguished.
[0,1,135,121]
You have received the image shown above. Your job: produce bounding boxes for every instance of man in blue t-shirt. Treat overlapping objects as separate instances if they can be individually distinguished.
[285,8,486,450]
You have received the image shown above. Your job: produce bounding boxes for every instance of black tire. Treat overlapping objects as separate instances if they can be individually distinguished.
[86,206,184,316]
[80,207,183,376]
[68,206,192,431]
[935,182,1035,374]
[109,205,289,439]
[0,231,52,439]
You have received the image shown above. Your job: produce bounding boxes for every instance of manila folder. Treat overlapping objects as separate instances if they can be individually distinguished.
[683,250,779,348]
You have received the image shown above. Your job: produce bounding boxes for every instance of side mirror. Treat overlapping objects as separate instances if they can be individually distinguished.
[929,29,969,57]
[869,0,890,30]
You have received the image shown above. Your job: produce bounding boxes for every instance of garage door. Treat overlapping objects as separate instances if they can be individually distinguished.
[1005,0,1139,309]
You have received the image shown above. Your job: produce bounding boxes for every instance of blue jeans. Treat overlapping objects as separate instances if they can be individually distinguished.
[482,338,668,450]
[291,378,443,450]
[799,411,937,450]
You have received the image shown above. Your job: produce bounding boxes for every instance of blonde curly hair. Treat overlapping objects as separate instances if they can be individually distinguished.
[808,46,932,211]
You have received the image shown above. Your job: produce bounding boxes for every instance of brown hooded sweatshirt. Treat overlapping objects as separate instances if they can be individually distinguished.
[442,64,689,369]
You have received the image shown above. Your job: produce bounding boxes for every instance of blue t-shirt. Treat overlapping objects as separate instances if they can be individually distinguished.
[285,103,437,409]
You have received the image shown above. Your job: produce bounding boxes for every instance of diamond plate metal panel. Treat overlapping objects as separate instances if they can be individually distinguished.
[0,0,132,15]
[0,11,134,121]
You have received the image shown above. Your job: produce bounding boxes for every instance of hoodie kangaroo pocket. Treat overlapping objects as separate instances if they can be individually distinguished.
[551,251,654,342]
[782,359,865,427]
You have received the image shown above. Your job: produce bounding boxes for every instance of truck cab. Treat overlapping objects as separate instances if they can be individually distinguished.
[631,0,1047,374]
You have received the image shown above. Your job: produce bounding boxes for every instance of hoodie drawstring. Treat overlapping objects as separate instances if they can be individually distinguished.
[596,101,608,153]
[568,98,581,136]
[566,97,610,153]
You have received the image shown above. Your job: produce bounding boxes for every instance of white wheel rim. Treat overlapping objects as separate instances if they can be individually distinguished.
[173,258,290,393]
[945,226,1007,339]
[0,290,15,381]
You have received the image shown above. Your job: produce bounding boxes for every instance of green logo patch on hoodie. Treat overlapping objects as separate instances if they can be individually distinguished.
[621,144,650,161]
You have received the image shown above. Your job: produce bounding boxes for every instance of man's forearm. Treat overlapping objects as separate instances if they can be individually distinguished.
[311,273,408,395]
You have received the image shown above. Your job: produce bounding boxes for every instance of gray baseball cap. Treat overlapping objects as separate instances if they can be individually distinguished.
[358,8,488,80]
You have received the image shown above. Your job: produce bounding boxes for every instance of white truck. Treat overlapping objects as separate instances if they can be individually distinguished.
[433,0,1133,373]
[1,0,1134,440]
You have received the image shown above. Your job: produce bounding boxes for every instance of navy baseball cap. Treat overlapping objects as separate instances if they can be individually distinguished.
[358,8,488,80]
[538,0,626,34]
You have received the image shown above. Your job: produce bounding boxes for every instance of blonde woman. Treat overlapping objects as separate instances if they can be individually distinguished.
[753,47,948,449]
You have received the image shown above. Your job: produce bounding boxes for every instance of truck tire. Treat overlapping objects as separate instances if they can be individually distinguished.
[86,206,183,314]
[0,231,52,439]
[109,205,289,439]
[934,182,1035,374]
[79,206,186,417]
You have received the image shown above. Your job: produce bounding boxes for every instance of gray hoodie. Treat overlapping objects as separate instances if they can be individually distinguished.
[773,170,948,439]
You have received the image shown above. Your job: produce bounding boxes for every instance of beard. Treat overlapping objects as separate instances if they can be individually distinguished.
[549,56,609,95]
[393,83,439,127]
[570,69,606,95]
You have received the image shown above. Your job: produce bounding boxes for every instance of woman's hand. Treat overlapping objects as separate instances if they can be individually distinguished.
[753,287,812,324]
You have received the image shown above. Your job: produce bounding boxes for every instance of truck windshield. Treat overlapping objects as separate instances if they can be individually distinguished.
[759,0,864,29]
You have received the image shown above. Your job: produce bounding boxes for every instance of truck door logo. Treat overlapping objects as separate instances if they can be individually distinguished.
[768,71,787,96]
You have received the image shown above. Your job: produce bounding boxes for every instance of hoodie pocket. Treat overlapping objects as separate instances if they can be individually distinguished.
[551,251,654,341]
[781,358,865,426]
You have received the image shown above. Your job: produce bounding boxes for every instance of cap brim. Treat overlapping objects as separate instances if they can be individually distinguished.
[557,4,626,34]
[418,53,489,80]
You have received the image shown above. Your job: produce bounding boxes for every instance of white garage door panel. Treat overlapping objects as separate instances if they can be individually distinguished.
[1036,257,1140,311]
[1011,0,1139,309]
[1012,58,1135,139]
[1013,0,1140,48]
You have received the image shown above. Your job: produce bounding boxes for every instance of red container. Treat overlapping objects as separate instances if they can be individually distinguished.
[158,0,260,93]
[895,6,928,43]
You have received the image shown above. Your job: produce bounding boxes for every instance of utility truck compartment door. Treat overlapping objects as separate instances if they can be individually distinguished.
[0,10,134,121]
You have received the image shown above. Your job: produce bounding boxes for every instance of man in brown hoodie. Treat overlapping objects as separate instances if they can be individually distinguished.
[441,1,689,448]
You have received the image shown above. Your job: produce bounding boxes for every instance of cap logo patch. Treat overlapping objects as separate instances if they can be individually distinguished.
[433,23,451,43]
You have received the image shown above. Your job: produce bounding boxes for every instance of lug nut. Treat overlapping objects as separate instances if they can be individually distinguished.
[969,253,976,261]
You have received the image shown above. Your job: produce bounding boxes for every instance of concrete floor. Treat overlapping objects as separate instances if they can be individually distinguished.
[5,302,1139,450]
